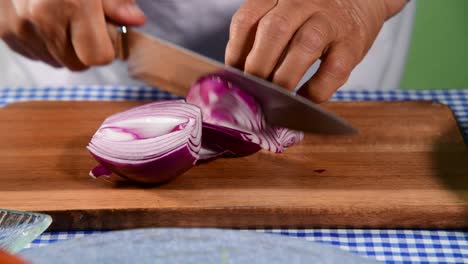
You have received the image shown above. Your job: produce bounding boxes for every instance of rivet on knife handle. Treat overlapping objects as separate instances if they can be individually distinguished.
[115,26,128,60]
[110,25,129,60]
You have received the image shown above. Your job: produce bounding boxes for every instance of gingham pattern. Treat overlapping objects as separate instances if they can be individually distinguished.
[1,86,467,264]
[27,229,468,264]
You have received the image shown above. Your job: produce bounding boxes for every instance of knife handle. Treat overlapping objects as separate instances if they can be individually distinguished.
[107,24,129,61]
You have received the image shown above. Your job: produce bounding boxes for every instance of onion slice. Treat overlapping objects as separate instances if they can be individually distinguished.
[187,75,304,153]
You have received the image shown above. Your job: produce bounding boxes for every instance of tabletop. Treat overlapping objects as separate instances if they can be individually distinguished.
[1,86,467,264]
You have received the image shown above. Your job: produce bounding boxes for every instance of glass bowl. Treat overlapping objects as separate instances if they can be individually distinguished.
[0,209,52,253]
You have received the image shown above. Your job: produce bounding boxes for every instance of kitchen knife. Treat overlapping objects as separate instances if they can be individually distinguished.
[111,26,357,134]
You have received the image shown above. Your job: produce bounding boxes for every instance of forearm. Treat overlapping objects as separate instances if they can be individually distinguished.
[384,0,408,19]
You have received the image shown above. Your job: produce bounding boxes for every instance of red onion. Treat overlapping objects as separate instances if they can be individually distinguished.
[87,76,303,184]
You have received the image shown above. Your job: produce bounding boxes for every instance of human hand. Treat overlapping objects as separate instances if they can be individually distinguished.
[225,0,407,103]
[0,0,146,71]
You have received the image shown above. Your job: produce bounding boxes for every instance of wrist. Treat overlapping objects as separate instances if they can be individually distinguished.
[383,0,408,19]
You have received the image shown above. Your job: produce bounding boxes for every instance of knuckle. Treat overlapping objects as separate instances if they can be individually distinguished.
[244,59,257,75]
[303,83,334,103]
[343,42,363,63]
[310,90,332,103]
[259,14,292,38]
[283,79,298,90]
[274,76,297,91]
[244,58,267,78]
[294,27,327,53]
[325,59,353,81]
[231,10,258,31]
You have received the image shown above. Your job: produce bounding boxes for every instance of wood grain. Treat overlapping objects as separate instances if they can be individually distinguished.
[0,101,467,231]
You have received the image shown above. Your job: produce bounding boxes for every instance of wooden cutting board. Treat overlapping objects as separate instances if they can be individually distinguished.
[0,101,467,231]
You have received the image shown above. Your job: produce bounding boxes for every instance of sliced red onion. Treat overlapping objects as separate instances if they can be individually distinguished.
[88,76,304,184]
[87,100,202,184]
[187,75,304,153]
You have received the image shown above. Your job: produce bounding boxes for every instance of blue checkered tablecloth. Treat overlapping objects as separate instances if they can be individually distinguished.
[28,229,468,264]
[1,86,467,264]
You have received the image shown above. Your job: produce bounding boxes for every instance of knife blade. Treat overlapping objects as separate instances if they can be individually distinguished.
[112,26,357,134]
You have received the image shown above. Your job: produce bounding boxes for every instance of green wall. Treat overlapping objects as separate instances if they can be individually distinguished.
[401,0,468,90]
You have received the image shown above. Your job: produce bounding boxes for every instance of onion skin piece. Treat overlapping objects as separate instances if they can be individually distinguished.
[89,164,112,178]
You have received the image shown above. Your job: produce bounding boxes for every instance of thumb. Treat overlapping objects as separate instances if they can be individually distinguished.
[102,0,146,26]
